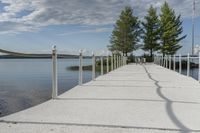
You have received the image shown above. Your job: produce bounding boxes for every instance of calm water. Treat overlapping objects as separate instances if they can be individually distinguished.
[176,68,199,80]
[0,59,99,117]
[0,59,199,117]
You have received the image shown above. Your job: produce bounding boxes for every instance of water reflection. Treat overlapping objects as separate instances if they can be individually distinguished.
[0,59,97,117]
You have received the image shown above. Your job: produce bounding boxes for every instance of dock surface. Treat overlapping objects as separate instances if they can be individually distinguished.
[1,64,200,133]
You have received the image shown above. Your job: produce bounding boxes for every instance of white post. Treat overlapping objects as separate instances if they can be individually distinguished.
[120,55,122,66]
[187,53,190,77]
[118,55,120,67]
[79,50,83,85]
[169,55,171,69]
[118,55,120,68]
[119,55,120,67]
[111,54,113,71]
[179,54,182,74]
[101,56,103,75]
[116,55,118,68]
[114,54,116,69]
[198,52,200,82]
[120,56,122,66]
[173,55,176,71]
[92,52,95,80]
[166,56,168,68]
[107,54,109,73]
[52,45,58,99]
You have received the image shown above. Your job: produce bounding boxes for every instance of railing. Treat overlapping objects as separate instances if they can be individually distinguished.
[154,53,200,82]
[51,46,127,99]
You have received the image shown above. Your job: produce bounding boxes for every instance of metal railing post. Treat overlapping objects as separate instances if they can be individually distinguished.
[187,53,190,77]
[169,55,171,69]
[52,45,58,99]
[118,55,120,67]
[114,54,116,69]
[111,54,113,71]
[198,52,200,82]
[79,50,83,85]
[101,56,103,75]
[166,56,168,68]
[120,56,122,67]
[116,55,118,68]
[173,55,176,71]
[161,55,163,66]
[179,54,182,74]
[92,52,95,80]
[107,54,109,73]
[119,55,121,67]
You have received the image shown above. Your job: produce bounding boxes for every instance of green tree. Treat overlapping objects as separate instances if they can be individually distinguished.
[142,5,160,58]
[159,2,186,55]
[109,6,140,56]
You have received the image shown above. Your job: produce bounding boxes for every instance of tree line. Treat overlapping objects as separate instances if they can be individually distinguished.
[108,2,186,59]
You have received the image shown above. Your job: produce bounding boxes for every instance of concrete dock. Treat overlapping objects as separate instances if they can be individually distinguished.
[1,64,200,133]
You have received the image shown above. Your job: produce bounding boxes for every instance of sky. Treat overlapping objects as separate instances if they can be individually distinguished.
[0,0,199,55]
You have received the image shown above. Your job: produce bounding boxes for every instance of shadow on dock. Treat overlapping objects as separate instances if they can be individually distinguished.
[142,65,191,133]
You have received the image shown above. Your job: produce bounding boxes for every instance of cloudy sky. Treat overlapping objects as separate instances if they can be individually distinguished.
[0,0,199,55]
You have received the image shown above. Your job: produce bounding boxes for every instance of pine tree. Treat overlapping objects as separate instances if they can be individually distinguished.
[142,5,160,58]
[160,2,186,55]
[109,6,140,56]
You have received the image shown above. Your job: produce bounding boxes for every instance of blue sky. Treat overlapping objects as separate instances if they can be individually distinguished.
[0,0,199,55]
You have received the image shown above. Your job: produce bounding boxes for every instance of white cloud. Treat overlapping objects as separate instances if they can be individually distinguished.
[0,0,199,34]
[59,27,112,36]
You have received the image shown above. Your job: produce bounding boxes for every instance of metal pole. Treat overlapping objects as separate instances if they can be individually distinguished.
[116,55,118,68]
[118,55,120,68]
[162,55,163,66]
[169,55,171,70]
[92,52,95,80]
[166,56,168,68]
[79,50,83,85]
[173,55,176,71]
[52,45,58,99]
[114,54,116,69]
[198,52,200,82]
[179,54,182,74]
[111,54,113,71]
[120,55,122,66]
[120,56,122,66]
[187,53,190,77]
[107,54,109,73]
[118,55,120,67]
[101,56,103,75]
[119,55,120,67]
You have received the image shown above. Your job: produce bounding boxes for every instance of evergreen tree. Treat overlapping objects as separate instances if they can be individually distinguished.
[160,2,186,55]
[142,5,160,58]
[109,6,140,56]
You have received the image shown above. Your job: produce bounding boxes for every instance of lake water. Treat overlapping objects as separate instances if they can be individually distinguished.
[0,59,100,117]
[0,59,199,117]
